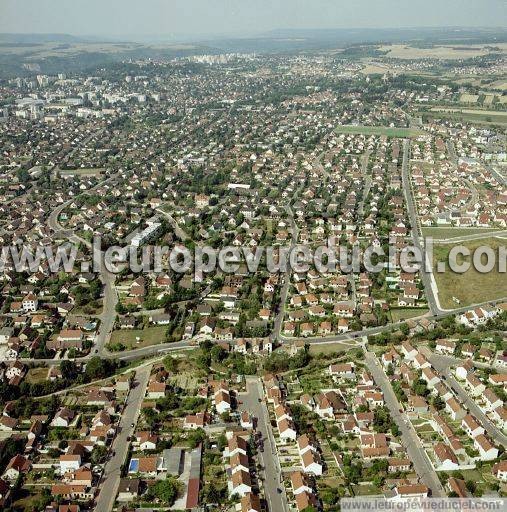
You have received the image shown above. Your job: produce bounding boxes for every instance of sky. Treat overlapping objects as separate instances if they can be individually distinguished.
[1,0,505,40]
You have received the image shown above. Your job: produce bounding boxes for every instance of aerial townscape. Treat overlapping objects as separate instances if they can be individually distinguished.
[0,2,506,512]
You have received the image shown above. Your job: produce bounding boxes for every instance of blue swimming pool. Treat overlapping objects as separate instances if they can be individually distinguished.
[129,458,139,472]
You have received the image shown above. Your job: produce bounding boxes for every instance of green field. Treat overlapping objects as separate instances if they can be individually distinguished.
[433,237,507,309]
[390,308,429,322]
[59,167,104,177]
[109,325,167,351]
[422,227,502,240]
[308,342,358,356]
[335,125,424,138]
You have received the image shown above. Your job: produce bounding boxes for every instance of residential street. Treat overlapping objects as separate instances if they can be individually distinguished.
[237,377,289,512]
[427,352,507,448]
[47,173,120,357]
[2,18,507,512]
[273,189,302,340]
[94,364,152,511]
[364,350,445,497]
[401,139,442,316]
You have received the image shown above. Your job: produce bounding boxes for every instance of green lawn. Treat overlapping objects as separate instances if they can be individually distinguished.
[59,167,104,177]
[109,325,167,350]
[308,342,358,356]
[390,308,429,322]
[335,125,424,138]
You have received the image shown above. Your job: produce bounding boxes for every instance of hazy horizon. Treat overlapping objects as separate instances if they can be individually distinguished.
[1,0,506,41]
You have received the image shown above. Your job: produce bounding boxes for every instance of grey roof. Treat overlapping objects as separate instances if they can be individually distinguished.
[162,447,183,476]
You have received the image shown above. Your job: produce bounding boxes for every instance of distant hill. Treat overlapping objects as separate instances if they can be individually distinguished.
[0,33,90,44]
[201,27,507,53]
[0,35,213,78]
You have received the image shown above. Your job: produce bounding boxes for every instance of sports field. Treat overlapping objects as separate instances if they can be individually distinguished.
[335,125,424,138]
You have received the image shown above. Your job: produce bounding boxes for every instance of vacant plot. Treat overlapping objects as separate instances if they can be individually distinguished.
[390,308,429,322]
[308,342,358,356]
[422,227,501,240]
[483,95,495,106]
[25,367,48,384]
[169,371,199,390]
[360,63,392,75]
[109,325,167,350]
[335,125,424,138]
[433,237,507,309]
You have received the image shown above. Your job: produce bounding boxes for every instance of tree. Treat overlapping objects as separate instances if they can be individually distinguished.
[203,483,222,504]
[211,344,227,363]
[151,477,180,505]
[187,428,206,449]
[373,407,394,433]
[85,356,114,380]
[90,445,108,465]
[60,360,78,381]
[465,480,476,494]
[163,355,179,373]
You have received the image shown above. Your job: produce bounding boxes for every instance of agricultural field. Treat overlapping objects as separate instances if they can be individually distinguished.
[379,43,507,60]
[335,125,424,138]
[460,94,480,104]
[420,108,507,126]
[0,41,198,58]
[432,237,507,309]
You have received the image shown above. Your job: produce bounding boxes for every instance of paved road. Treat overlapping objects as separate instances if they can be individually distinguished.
[364,349,445,497]
[357,150,372,221]
[238,377,289,512]
[487,164,506,187]
[47,170,133,359]
[20,296,507,367]
[401,139,442,315]
[426,352,507,448]
[156,207,190,241]
[273,183,303,340]
[48,191,119,357]
[94,364,152,511]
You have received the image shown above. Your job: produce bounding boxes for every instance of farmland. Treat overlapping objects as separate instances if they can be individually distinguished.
[378,43,507,60]
[420,107,507,126]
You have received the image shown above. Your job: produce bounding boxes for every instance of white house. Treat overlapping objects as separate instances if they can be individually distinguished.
[59,454,81,474]
[461,415,484,439]
[474,434,499,461]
